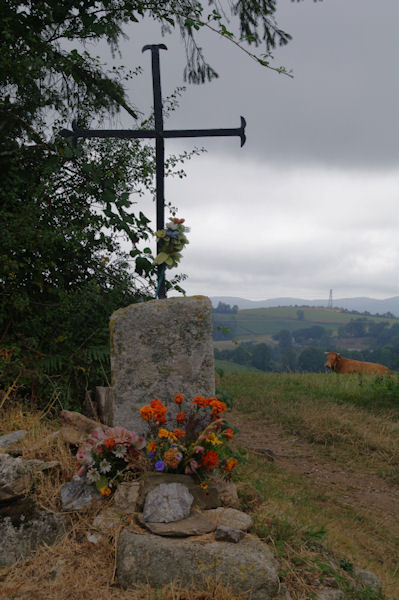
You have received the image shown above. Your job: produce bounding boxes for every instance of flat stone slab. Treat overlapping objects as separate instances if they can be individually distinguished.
[136,511,216,537]
[110,296,215,432]
[205,507,253,531]
[0,430,27,448]
[117,531,280,599]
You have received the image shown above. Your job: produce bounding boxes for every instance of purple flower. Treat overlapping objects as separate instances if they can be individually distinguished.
[155,460,165,472]
[148,451,156,458]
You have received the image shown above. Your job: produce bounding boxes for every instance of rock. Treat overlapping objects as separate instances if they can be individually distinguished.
[0,509,66,568]
[138,473,221,510]
[278,583,292,600]
[136,510,216,536]
[353,566,382,593]
[60,478,102,511]
[316,589,344,600]
[117,531,280,599]
[205,507,253,532]
[143,483,193,523]
[323,577,339,589]
[113,481,140,513]
[110,296,215,432]
[59,410,106,445]
[215,525,245,543]
[0,430,27,448]
[0,497,37,526]
[0,453,60,501]
[211,478,240,508]
[92,507,121,533]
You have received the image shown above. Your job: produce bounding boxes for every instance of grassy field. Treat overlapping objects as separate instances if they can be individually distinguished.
[1,372,399,599]
[213,306,398,345]
[221,371,399,599]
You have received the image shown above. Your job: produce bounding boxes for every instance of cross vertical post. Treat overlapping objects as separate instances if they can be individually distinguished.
[59,43,246,300]
[143,44,167,299]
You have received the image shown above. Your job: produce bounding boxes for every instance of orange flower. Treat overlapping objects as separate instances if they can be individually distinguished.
[224,458,238,472]
[150,399,168,423]
[209,399,226,415]
[192,396,209,407]
[104,438,116,449]
[150,399,167,411]
[202,450,219,470]
[176,411,187,423]
[158,428,170,439]
[147,441,157,453]
[173,428,185,440]
[163,448,182,469]
[140,406,154,421]
[100,486,112,496]
[223,428,234,440]
[174,393,184,404]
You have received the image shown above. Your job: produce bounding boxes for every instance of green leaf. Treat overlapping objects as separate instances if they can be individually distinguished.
[155,252,169,265]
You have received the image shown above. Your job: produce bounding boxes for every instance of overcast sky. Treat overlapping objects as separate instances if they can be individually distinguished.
[95,0,399,301]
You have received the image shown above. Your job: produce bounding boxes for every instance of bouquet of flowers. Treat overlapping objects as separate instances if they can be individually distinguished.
[74,426,146,496]
[139,394,239,483]
[154,217,189,269]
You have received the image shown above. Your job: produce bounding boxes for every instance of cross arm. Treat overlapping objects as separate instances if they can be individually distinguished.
[59,117,246,146]
[163,117,246,147]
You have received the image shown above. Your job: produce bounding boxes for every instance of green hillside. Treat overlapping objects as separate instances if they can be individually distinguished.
[213,306,398,347]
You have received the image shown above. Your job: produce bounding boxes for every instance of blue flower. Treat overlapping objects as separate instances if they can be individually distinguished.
[155,460,165,472]
[148,451,155,458]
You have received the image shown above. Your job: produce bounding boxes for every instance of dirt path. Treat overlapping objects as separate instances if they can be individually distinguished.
[229,412,399,519]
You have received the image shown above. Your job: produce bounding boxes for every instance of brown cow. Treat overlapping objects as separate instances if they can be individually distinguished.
[324,352,393,375]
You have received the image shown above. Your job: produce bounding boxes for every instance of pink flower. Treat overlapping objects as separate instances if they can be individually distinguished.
[194,446,205,454]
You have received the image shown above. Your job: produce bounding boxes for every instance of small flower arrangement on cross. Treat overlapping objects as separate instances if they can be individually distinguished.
[154,217,189,269]
[139,394,239,481]
[74,426,147,496]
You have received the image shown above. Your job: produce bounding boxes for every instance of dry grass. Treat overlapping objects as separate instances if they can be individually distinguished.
[228,372,399,477]
[2,374,397,599]
[1,524,250,600]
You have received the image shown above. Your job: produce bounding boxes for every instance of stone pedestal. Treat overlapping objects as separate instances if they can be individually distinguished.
[110,296,215,433]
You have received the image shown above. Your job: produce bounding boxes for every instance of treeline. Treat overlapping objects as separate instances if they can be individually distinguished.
[214,319,399,372]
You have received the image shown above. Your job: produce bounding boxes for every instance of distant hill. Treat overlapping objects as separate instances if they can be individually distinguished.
[210,296,399,317]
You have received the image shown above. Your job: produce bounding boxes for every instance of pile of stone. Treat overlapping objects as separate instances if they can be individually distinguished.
[0,431,66,568]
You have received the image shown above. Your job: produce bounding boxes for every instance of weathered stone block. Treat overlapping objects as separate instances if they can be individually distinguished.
[117,531,280,599]
[110,296,215,432]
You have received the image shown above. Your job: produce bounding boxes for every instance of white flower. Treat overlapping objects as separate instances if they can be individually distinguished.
[113,445,127,458]
[99,459,112,474]
[86,468,101,483]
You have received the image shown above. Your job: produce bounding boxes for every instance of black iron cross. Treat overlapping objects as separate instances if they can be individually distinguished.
[60,44,246,299]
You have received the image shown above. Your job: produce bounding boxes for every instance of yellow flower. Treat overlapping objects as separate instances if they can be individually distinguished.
[200,482,208,490]
[158,428,170,438]
[206,433,222,446]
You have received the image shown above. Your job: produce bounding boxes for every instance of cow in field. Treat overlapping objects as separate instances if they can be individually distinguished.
[324,352,393,375]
